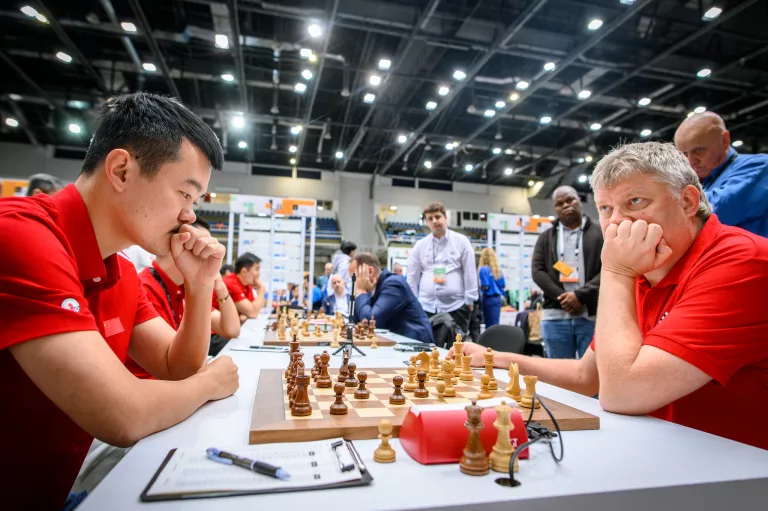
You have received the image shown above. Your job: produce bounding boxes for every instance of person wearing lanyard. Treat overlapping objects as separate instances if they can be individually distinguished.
[675,111,768,237]
[406,202,479,340]
[531,186,603,359]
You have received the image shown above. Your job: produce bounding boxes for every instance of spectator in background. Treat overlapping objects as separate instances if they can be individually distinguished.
[224,253,265,319]
[532,186,603,359]
[288,283,299,306]
[350,253,434,343]
[323,274,350,319]
[26,173,63,196]
[407,202,478,339]
[220,264,234,277]
[527,290,543,310]
[321,262,334,296]
[674,111,768,237]
[304,273,323,311]
[393,262,404,276]
[478,248,506,328]
[332,241,357,291]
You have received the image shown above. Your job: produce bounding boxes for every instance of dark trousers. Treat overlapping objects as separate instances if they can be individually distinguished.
[208,334,230,357]
[427,304,472,337]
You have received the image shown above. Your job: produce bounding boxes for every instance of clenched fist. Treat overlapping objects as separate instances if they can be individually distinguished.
[171,224,226,288]
[601,219,673,278]
[197,355,240,401]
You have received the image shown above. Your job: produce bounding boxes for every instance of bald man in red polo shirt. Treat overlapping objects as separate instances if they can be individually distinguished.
[0,93,240,509]
[458,142,768,450]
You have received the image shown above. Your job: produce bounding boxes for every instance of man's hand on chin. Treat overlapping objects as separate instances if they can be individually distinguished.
[601,220,673,279]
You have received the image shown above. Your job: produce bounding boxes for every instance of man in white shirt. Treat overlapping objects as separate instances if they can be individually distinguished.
[323,274,350,318]
[406,202,478,337]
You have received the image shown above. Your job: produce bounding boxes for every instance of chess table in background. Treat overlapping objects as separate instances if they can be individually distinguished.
[262,330,396,347]
[249,368,599,444]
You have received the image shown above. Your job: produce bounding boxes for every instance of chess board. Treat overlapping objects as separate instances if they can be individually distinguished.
[249,367,600,444]
[262,329,396,347]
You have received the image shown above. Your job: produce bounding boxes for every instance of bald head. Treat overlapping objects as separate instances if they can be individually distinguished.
[674,111,730,180]
[552,186,582,228]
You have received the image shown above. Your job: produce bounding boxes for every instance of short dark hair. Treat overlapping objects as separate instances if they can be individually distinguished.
[341,241,357,255]
[423,202,446,217]
[27,174,63,196]
[81,93,224,178]
[353,253,381,272]
[219,264,234,276]
[235,252,261,274]
[190,218,210,231]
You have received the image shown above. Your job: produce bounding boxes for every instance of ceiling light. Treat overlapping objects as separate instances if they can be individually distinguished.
[548,215,556,220]
[509,92,520,101]
[445,142,455,150]
[585,155,593,162]
[21,6,38,17]
[363,93,376,103]
[578,174,588,183]
[694,106,706,114]
[495,100,506,109]
[221,73,234,82]
[505,148,514,155]
[465,164,473,172]
[543,61,556,72]
[578,158,585,163]
[9,94,22,101]
[732,140,743,148]
[335,151,344,159]
[687,111,695,118]
[504,167,513,176]
[424,160,432,169]
[640,129,652,137]
[121,21,137,33]
[209,193,217,198]
[540,116,552,124]
[426,101,437,110]
[590,122,602,131]
[308,23,323,38]
[291,125,302,135]
[68,123,81,134]
[289,145,297,153]
[5,118,19,128]
[588,19,603,30]
[484,109,496,118]
[533,214,541,219]
[578,90,592,100]
[703,7,722,20]
[308,54,317,62]
[67,100,89,109]
[238,141,247,149]
[295,82,307,93]
[215,34,229,49]
[56,52,73,63]
[389,205,398,211]
[638,97,652,106]
[528,180,535,187]
[516,81,529,90]
[301,69,313,80]
[300,48,313,58]
[492,147,502,155]
[378,59,391,70]
[369,74,382,86]
[397,134,407,144]
[696,68,712,78]
[289,158,297,165]
[35,13,47,23]
[142,62,157,72]
[438,86,450,96]
[453,70,467,81]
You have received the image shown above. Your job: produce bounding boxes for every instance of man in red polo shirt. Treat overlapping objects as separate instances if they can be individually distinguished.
[457,142,768,450]
[0,93,240,509]
[223,252,266,318]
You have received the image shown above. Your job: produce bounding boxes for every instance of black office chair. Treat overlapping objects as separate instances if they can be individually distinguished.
[477,325,527,354]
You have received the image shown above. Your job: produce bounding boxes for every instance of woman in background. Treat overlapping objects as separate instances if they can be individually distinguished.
[478,248,506,328]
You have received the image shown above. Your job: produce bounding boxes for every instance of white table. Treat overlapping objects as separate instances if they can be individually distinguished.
[79,316,768,510]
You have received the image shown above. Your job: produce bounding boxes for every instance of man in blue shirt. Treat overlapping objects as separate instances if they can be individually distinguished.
[675,111,768,237]
[349,253,434,343]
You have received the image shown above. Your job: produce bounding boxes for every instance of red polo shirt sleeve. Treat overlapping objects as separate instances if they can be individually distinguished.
[643,236,768,385]
[134,274,160,326]
[0,212,98,349]
[223,273,252,302]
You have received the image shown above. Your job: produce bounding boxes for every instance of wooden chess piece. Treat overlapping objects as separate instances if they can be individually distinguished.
[314,324,322,338]
[404,362,418,392]
[489,400,517,473]
[506,363,522,402]
[442,358,456,397]
[331,327,340,348]
[435,381,447,402]
[369,317,376,338]
[429,348,440,380]
[520,374,541,409]
[329,382,348,415]
[373,419,396,463]
[338,351,350,384]
[459,350,474,382]
[389,375,406,405]
[291,369,313,417]
[346,362,358,388]
[370,335,378,349]
[354,372,371,399]
[459,399,490,475]
[484,348,498,390]
[453,334,463,377]
[478,374,494,400]
[312,353,321,381]
[414,370,430,398]
[316,351,332,388]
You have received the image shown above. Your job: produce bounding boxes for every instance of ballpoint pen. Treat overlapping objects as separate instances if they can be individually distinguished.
[206,448,291,480]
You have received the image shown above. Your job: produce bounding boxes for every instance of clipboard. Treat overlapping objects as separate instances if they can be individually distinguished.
[140,439,373,502]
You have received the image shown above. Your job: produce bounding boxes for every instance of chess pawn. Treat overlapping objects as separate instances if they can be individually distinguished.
[478,374,494,399]
[331,327,340,348]
[413,370,430,398]
[429,348,440,380]
[370,336,378,349]
[442,358,456,397]
[460,351,474,382]
[489,400,517,473]
[354,372,371,399]
[459,399,490,476]
[506,363,522,402]
[404,363,418,392]
[389,375,407,405]
[373,419,396,463]
[345,362,358,388]
[484,348,498,390]
[312,354,321,382]
[329,382,348,415]
[453,334,463,377]
[520,374,541,409]
[316,351,333,388]
[435,381,447,403]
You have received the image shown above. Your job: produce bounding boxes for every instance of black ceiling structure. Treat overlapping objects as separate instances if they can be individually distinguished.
[1,0,767,196]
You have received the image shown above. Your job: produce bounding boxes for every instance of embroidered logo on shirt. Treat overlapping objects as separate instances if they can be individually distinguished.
[61,298,81,312]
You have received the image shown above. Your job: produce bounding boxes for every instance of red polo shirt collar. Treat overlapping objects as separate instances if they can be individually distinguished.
[49,184,121,296]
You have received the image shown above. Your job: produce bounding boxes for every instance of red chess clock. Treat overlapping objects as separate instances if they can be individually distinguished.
[398,401,530,465]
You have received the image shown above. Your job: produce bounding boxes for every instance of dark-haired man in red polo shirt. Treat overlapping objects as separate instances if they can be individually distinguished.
[457,142,768,450]
[223,252,266,319]
[0,93,240,509]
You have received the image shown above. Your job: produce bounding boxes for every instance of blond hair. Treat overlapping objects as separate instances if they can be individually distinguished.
[591,142,712,221]
[478,247,501,280]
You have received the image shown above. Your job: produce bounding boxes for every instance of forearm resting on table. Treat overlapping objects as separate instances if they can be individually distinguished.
[235,297,261,318]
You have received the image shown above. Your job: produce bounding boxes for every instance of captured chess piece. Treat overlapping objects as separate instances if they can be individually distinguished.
[373,419,396,463]
[413,370,430,398]
[484,348,498,390]
[291,369,313,417]
[354,372,371,399]
[345,362,358,388]
[435,381,447,403]
[459,399,490,475]
[489,400,517,473]
[404,362,418,392]
[506,362,522,403]
[316,351,332,388]
[329,382,348,415]
[478,374,494,400]
[389,375,407,405]
[520,374,541,409]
